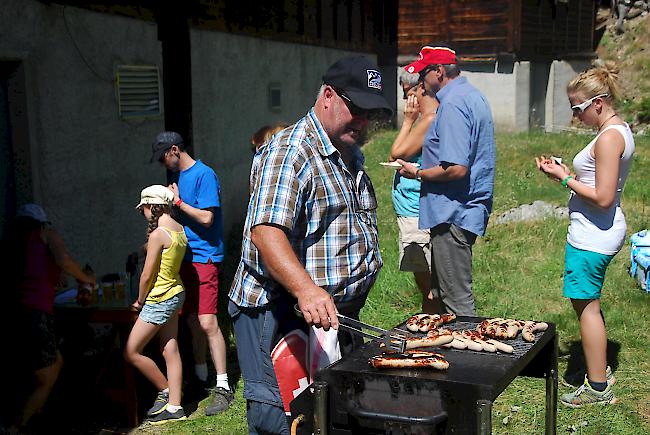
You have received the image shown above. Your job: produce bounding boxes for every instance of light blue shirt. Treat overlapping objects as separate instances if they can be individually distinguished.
[420,76,495,236]
[392,153,422,217]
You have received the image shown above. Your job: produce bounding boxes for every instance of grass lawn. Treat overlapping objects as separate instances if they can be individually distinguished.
[133,130,650,434]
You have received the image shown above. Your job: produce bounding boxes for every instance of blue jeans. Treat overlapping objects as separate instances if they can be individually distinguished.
[229,298,300,435]
[229,295,366,435]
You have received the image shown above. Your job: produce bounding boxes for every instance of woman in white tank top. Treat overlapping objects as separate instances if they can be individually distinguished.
[535,61,634,408]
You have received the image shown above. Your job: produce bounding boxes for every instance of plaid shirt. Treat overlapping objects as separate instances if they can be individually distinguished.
[229,109,382,308]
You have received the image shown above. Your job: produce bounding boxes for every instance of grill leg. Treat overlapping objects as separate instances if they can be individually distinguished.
[476,399,492,435]
[313,381,328,435]
[545,335,559,435]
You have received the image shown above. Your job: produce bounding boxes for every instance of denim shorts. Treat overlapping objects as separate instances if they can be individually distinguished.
[140,293,185,325]
[563,243,615,300]
[25,310,58,370]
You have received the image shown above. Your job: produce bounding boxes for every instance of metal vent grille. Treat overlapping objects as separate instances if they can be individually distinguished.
[115,65,161,119]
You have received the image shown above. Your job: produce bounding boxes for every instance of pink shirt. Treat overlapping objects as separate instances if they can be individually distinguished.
[20,229,59,313]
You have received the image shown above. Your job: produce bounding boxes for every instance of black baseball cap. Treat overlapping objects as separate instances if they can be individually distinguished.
[323,56,393,114]
[150,131,183,163]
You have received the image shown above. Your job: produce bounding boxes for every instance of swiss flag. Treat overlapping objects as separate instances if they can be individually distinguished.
[271,329,309,413]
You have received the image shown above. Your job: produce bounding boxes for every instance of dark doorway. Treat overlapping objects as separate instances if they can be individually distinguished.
[530,62,551,130]
[0,62,21,235]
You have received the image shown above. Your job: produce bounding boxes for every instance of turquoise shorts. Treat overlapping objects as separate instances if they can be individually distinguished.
[563,243,615,300]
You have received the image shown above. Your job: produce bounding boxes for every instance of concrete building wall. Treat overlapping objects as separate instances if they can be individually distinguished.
[395,61,532,133]
[1,0,165,278]
[1,0,369,280]
[545,59,592,132]
[395,59,599,134]
[190,31,364,242]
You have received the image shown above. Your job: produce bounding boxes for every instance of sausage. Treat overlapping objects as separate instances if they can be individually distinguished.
[406,312,456,333]
[477,339,496,352]
[452,332,483,352]
[406,314,429,332]
[446,338,468,350]
[485,339,514,354]
[532,321,548,332]
[460,331,495,352]
[440,313,457,324]
[369,352,449,370]
[405,329,453,350]
[419,314,441,332]
[483,324,510,339]
[522,321,547,342]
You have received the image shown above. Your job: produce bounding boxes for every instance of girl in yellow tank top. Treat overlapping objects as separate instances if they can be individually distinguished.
[124,185,188,424]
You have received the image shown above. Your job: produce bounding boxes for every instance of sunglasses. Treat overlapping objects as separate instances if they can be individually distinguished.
[331,87,377,120]
[418,65,438,82]
[571,93,608,114]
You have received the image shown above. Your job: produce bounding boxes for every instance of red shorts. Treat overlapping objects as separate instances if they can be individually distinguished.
[179,261,220,315]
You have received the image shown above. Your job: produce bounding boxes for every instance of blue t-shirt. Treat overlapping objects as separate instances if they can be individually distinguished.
[178,160,225,263]
[391,153,422,217]
[420,76,495,236]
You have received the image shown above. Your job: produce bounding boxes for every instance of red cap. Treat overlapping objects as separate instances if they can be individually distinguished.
[404,46,457,74]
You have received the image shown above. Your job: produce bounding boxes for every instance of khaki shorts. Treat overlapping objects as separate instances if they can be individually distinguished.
[397,216,431,272]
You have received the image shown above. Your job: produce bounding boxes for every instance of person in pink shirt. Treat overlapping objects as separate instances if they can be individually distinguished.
[4,204,95,430]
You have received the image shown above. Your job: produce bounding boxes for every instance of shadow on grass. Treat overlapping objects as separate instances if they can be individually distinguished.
[560,339,621,381]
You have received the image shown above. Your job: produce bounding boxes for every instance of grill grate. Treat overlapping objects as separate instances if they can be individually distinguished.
[406,320,542,359]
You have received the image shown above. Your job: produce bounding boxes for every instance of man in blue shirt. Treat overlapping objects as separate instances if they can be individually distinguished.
[398,45,495,316]
[151,131,232,416]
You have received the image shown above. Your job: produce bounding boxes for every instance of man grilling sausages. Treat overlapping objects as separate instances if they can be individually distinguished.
[229,56,391,434]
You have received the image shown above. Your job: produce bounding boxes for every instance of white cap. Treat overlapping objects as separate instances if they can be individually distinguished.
[16,203,50,223]
[135,185,174,209]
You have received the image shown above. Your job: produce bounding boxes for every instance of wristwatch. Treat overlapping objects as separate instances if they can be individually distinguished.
[415,169,422,182]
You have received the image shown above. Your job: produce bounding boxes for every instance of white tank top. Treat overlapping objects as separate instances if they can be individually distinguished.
[567,124,635,255]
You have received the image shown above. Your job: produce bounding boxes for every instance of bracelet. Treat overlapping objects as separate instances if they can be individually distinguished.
[175,198,183,207]
[561,175,573,187]
[415,169,422,182]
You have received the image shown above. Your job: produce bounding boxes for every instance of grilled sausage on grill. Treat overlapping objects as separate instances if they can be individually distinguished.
[406,314,430,332]
[369,351,449,370]
[451,332,483,352]
[485,339,514,353]
[405,313,457,332]
[522,321,549,342]
[404,328,453,349]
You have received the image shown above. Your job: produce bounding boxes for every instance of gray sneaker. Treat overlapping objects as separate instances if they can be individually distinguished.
[560,379,615,408]
[146,407,187,425]
[205,387,234,416]
[561,366,616,388]
[147,390,169,416]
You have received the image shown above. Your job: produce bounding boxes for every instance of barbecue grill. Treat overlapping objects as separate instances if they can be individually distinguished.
[290,315,558,435]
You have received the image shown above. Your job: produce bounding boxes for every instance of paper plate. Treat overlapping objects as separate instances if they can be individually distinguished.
[379,162,420,169]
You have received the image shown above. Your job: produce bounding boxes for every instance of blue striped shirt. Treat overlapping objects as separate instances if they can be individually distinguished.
[229,109,382,308]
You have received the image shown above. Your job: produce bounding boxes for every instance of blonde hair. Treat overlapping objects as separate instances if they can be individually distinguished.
[567,60,622,102]
[250,123,289,151]
[145,204,170,240]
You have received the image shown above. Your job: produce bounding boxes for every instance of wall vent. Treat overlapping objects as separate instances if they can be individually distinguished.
[115,65,161,119]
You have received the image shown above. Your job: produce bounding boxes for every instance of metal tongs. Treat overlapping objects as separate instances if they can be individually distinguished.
[294,304,408,352]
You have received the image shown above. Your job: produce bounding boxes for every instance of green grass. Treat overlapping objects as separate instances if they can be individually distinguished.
[133,130,650,434]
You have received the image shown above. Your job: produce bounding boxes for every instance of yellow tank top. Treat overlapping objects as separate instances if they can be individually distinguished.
[146,227,187,304]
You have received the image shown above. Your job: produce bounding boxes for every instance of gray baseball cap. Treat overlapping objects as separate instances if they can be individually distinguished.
[150,131,183,163]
